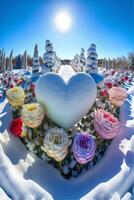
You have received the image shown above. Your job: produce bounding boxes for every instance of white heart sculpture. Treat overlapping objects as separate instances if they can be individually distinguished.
[35,72,97,129]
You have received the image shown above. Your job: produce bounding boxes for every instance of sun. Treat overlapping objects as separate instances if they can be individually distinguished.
[54,11,72,32]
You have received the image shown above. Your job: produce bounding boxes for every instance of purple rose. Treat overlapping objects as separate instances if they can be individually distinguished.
[72,132,96,164]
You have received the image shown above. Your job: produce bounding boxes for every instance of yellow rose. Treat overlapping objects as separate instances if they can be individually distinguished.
[6,86,25,107]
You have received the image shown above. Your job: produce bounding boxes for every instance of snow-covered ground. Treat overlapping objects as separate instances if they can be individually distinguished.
[0,66,134,200]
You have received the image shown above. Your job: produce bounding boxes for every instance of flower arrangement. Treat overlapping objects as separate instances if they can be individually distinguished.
[6,70,129,179]
[0,71,24,97]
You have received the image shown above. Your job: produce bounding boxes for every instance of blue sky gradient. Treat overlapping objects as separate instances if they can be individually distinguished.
[0,0,134,59]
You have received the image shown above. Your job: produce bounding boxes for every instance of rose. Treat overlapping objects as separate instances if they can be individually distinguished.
[121,78,125,82]
[94,109,120,139]
[108,87,128,106]
[100,89,107,97]
[124,76,129,81]
[72,132,96,164]
[42,128,70,161]
[30,83,35,91]
[10,118,27,137]
[113,83,118,87]
[6,86,25,107]
[112,70,116,75]
[21,103,45,128]
[105,82,112,89]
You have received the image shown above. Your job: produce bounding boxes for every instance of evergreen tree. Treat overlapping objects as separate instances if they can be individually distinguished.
[16,54,22,69]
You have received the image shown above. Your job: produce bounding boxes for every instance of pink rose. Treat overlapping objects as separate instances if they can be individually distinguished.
[108,87,127,106]
[94,109,120,139]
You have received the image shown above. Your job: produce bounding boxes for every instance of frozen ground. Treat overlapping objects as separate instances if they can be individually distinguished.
[0,66,134,200]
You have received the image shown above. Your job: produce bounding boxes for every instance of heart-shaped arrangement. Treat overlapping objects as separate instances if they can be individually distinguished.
[6,70,127,179]
[35,72,97,129]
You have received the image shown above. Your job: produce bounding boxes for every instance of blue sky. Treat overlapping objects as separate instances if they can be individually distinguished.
[0,0,134,59]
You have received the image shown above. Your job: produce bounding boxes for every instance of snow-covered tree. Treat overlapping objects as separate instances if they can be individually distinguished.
[79,48,86,71]
[22,51,27,69]
[0,49,6,73]
[102,58,107,69]
[52,51,61,72]
[16,54,22,69]
[84,44,98,74]
[41,40,56,74]
[71,54,79,72]
[32,44,40,73]
[128,52,134,69]
[8,50,13,71]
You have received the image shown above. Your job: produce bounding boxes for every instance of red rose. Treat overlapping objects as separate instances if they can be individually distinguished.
[30,83,35,91]
[105,82,112,89]
[10,118,23,137]
[14,79,18,83]
[112,71,115,75]
[100,89,107,97]
[8,77,12,81]
[10,84,14,88]
[124,76,129,81]
[113,83,118,87]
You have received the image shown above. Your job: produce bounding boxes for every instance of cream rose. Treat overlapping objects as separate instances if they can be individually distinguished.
[22,103,45,128]
[42,128,70,161]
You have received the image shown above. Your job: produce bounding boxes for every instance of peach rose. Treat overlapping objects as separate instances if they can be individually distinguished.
[108,87,127,106]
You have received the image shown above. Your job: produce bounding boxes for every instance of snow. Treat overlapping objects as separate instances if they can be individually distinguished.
[58,65,76,82]
[0,143,53,200]
[35,68,97,129]
[0,187,11,200]
[81,135,134,200]
[0,67,134,199]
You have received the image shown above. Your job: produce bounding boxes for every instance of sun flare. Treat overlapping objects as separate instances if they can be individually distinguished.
[54,10,72,32]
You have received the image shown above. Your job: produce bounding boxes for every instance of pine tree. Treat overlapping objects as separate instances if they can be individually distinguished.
[79,48,85,71]
[32,44,40,73]
[16,54,22,69]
